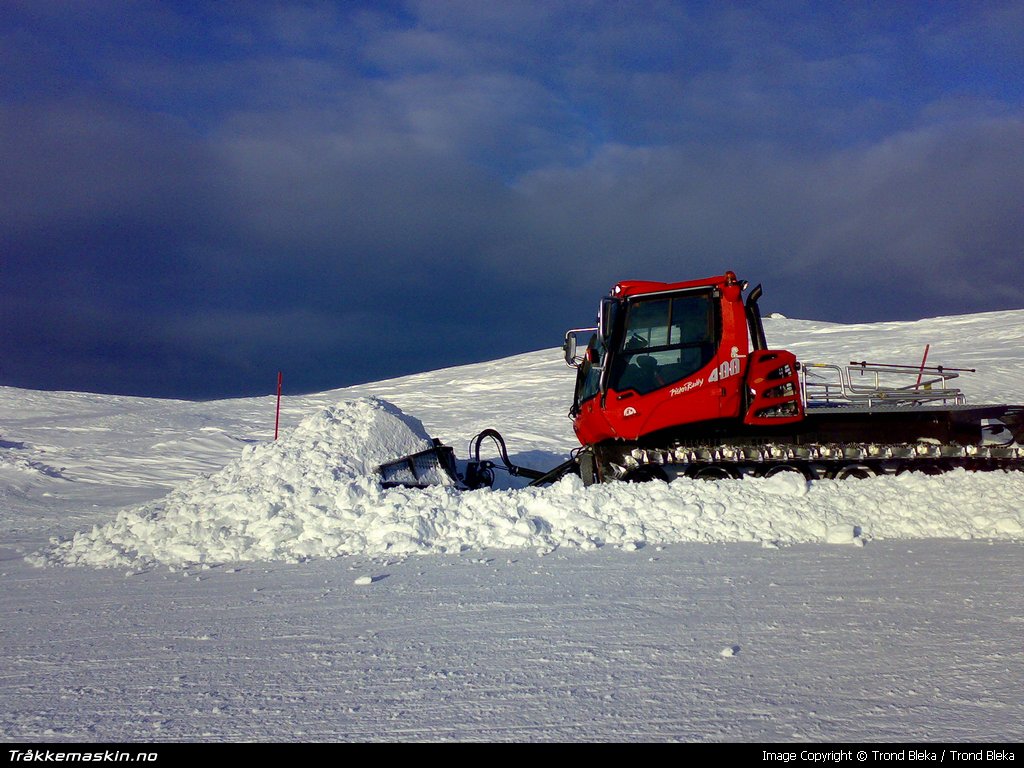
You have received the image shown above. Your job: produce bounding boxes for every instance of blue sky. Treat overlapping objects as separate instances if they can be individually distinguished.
[2,1,1023,398]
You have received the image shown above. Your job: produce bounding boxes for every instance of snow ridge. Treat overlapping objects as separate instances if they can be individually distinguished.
[29,398,1024,569]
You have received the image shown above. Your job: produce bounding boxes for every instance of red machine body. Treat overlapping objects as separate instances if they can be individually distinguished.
[569,271,802,447]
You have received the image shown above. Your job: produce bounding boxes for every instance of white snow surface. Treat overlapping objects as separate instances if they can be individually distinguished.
[2,310,1024,742]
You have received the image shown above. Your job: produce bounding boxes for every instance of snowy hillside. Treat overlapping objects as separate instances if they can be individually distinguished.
[1,310,1023,742]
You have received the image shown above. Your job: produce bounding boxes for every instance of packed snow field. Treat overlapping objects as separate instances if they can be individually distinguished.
[2,312,1023,741]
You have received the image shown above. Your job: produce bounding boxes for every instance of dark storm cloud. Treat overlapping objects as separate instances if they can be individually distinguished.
[508,114,1024,319]
[2,1,1022,398]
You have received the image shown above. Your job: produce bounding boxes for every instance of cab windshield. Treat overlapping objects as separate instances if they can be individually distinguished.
[608,291,718,395]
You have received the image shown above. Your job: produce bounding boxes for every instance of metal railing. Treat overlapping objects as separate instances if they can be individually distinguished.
[801,361,969,407]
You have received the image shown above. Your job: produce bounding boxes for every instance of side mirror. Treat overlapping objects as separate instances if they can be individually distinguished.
[563,332,577,367]
[562,327,598,368]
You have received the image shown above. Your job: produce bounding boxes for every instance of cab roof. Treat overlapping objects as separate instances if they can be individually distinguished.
[610,271,740,299]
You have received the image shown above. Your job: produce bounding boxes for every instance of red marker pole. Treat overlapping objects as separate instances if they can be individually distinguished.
[915,345,930,390]
[274,371,283,440]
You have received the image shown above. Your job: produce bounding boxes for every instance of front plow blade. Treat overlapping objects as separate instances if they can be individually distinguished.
[376,440,459,488]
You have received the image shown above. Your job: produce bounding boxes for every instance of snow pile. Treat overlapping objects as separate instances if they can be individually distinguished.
[31,397,439,567]
[29,395,1024,569]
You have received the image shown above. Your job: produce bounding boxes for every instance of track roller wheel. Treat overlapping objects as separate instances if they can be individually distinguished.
[759,463,811,480]
[831,463,875,480]
[578,451,598,486]
[687,464,740,481]
[622,465,670,483]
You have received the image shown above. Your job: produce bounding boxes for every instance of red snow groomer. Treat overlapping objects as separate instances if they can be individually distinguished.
[378,271,1024,488]
[561,271,1024,483]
